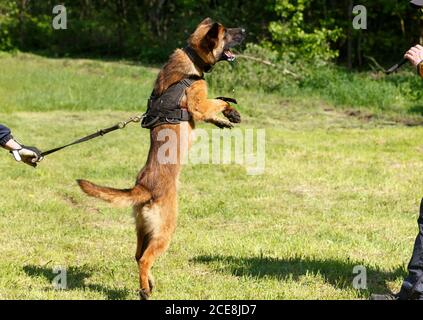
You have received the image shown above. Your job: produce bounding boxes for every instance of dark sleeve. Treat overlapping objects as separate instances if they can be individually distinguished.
[0,124,12,146]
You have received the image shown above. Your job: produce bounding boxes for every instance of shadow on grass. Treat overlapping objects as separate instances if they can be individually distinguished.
[23,265,130,300]
[192,255,406,296]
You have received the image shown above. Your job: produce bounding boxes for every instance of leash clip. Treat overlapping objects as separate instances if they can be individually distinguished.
[119,115,143,129]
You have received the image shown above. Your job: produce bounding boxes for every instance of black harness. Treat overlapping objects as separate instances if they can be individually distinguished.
[141,47,212,130]
[141,77,200,129]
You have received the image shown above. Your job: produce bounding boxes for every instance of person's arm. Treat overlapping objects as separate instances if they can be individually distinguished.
[0,124,43,167]
[0,124,13,148]
[4,139,22,151]
[405,44,423,77]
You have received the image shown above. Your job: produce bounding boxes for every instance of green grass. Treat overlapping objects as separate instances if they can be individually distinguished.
[0,52,157,112]
[1,52,423,299]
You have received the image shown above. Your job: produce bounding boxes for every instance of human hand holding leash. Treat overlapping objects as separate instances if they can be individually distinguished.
[10,145,43,167]
[1,124,42,167]
[386,44,423,76]
[4,138,43,167]
[14,146,43,167]
[404,44,423,66]
[405,44,423,77]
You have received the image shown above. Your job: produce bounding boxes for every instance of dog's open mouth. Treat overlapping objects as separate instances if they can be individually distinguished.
[223,49,236,62]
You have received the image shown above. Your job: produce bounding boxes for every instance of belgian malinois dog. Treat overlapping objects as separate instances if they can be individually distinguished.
[77,18,246,300]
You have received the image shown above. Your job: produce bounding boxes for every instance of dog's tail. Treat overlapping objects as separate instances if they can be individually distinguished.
[77,179,151,207]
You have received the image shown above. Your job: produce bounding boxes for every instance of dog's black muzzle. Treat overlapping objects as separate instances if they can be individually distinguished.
[220,28,247,62]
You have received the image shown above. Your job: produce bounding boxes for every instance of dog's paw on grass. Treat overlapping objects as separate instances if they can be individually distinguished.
[139,288,151,300]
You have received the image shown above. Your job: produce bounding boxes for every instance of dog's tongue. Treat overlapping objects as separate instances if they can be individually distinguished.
[224,49,236,62]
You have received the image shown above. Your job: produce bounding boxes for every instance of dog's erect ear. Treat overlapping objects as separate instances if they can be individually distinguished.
[200,17,214,25]
[202,22,220,51]
[207,22,220,39]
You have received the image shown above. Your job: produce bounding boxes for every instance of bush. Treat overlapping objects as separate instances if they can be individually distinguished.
[0,1,17,51]
[208,43,303,94]
[268,0,341,63]
[208,42,423,119]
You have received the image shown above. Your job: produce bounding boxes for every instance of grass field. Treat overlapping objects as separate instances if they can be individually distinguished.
[1,53,423,300]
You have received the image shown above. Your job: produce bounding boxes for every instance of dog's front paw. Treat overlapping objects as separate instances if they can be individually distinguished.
[212,118,234,129]
[223,107,241,123]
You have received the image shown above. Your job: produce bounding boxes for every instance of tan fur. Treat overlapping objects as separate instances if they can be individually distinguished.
[77,17,244,300]
[77,179,151,207]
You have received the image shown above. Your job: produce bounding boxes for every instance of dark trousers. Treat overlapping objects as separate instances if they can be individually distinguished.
[0,124,12,146]
[401,199,423,297]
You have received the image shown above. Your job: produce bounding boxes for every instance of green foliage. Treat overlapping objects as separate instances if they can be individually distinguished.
[0,1,275,62]
[268,0,341,62]
[0,0,17,51]
[208,43,300,94]
[0,0,421,69]
[208,45,423,121]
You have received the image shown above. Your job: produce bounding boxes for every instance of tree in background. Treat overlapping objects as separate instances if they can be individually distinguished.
[0,0,422,68]
[0,0,17,51]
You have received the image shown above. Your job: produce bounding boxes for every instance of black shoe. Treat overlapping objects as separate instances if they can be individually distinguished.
[370,288,423,300]
[370,293,399,300]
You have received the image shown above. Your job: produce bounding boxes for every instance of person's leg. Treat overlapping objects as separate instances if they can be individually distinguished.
[371,199,423,300]
[398,199,423,299]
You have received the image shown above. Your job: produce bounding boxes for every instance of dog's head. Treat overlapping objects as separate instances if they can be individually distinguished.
[188,18,246,68]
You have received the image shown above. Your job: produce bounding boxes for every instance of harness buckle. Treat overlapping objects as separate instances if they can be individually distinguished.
[180,109,191,121]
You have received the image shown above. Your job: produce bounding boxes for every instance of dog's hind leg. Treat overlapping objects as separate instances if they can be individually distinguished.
[135,222,151,261]
[137,199,177,300]
[134,204,154,299]
[138,235,172,300]
[136,231,156,295]
[135,227,155,292]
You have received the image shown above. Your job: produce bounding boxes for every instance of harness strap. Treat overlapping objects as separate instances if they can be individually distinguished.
[144,108,191,121]
[142,77,200,129]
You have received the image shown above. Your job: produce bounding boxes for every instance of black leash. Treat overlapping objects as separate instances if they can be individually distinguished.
[41,115,142,157]
[366,55,409,75]
[41,98,237,158]
[385,58,408,75]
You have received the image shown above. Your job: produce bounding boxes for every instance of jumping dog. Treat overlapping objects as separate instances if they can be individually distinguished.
[77,18,246,300]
